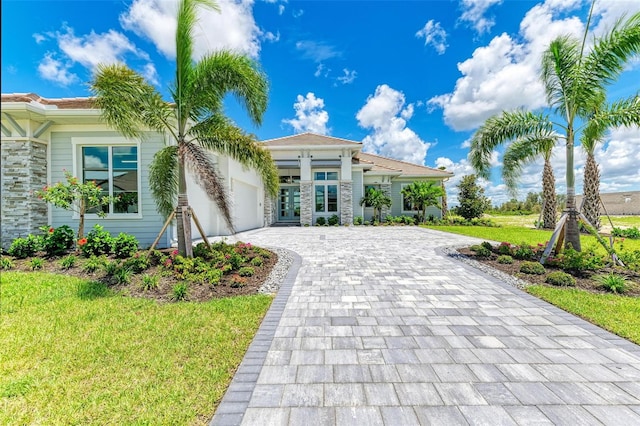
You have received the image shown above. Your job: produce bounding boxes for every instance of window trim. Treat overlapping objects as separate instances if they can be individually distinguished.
[313,169,340,181]
[72,137,143,219]
[314,183,339,213]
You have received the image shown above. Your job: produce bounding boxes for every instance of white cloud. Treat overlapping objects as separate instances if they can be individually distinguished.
[430,0,590,131]
[314,63,330,78]
[278,5,285,15]
[33,33,46,44]
[141,63,159,85]
[295,40,340,62]
[37,53,78,86]
[336,68,357,85]
[292,9,304,18]
[592,126,640,192]
[120,0,262,59]
[435,153,504,205]
[263,31,280,42]
[282,93,330,135]
[458,0,503,34]
[356,84,431,165]
[415,20,448,55]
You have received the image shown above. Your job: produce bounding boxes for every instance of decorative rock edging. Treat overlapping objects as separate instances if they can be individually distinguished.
[258,247,293,294]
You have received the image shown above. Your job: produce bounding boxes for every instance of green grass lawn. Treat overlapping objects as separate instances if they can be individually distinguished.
[527,285,640,345]
[0,272,272,425]
[486,214,640,229]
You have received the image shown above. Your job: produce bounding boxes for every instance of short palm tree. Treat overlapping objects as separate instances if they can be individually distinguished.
[401,181,444,223]
[470,8,640,251]
[360,187,392,223]
[502,137,557,229]
[91,0,278,256]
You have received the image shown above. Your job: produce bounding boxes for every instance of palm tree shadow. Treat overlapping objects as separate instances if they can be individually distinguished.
[76,280,110,300]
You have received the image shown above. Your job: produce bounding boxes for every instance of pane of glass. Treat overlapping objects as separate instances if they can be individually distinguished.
[314,172,326,181]
[315,185,325,212]
[291,176,301,182]
[83,147,108,170]
[293,189,301,217]
[328,185,338,212]
[112,146,137,169]
[327,172,338,180]
[112,169,138,213]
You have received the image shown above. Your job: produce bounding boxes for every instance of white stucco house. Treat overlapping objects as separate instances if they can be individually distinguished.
[1,94,452,249]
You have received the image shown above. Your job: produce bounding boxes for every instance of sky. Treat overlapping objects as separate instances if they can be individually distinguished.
[2,0,639,206]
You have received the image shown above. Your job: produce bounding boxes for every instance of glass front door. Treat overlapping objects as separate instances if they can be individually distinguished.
[278,187,301,222]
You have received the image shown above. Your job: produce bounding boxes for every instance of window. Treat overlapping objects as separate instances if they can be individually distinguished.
[315,184,338,212]
[279,174,300,184]
[82,145,139,214]
[314,171,338,181]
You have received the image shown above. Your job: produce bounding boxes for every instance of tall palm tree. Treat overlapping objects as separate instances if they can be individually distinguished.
[502,137,557,229]
[401,181,444,223]
[437,166,449,217]
[360,187,392,223]
[470,8,640,251]
[91,0,278,256]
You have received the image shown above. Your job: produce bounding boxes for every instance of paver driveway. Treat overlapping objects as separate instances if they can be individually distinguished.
[211,226,640,426]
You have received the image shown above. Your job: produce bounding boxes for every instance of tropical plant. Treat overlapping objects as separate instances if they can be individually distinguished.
[502,138,558,229]
[400,181,444,224]
[456,175,490,221]
[437,166,449,217]
[90,0,278,256]
[469,7,640,251]
[360,187,392,223]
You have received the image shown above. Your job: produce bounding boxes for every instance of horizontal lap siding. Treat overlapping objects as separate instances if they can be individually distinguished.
[352,171,363,219]
[50,131,169,248]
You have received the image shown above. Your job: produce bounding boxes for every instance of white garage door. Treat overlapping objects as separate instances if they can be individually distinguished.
[233,180,260,232]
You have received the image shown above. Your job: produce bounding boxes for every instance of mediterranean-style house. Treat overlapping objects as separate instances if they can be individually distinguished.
[1,93,452,249]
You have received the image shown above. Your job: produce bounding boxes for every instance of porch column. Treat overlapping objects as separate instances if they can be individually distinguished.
[299,151,312,226]
[263,193,275,226]
[380,182,392,219]
[340,181,353,225]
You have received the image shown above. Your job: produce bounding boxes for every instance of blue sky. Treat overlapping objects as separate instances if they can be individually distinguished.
[2,0,639,205]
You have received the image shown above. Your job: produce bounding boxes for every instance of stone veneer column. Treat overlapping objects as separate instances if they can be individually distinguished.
[1,140,49,249]
[300,181,312,226]
[340,181,353,225]
[380,183,392,219]
[263,193,275,226]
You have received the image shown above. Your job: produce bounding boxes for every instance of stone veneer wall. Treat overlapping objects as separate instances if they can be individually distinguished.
[300,181,312,226]
[1,140,49,249]
[263,194,275,226]
[340,181,353,225]
[381,183,392,219]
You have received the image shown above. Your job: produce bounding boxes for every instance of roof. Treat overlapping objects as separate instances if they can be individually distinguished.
[262,133,362,147]
[2,93,95,109]
[356,152,453,178]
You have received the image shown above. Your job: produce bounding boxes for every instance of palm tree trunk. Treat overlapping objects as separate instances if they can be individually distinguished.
[441,182,448,218]
[542,159,557,229]
[582,152,601,230]
[176,149,189,256]
[564,130,581,251]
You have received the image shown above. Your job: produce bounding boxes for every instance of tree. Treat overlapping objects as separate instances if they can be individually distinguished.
[502,138,557,229]
[470,7,640,251]
[91,0,278,256]
[456,175,490,220]
[401,181,444,223]
[359,187,391,223]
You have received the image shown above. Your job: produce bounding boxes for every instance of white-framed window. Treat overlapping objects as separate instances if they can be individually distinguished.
[315,184,338,212]
[73,137,142,217]
[314,171,339,181]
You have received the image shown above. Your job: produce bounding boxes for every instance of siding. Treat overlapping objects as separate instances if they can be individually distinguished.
[391,179,443,219]
[352,170,364,219]
[50,131,170,248]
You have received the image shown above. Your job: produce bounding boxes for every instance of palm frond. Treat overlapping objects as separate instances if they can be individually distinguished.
[149,146,179,218]
[582,94,640,151]
[91,64,171,139]
[191,51,269,125]
[179,141,234,232]
[469,110,554,179]
[541,36,581,117]
[502,136,557,196]
[189,114,279,197]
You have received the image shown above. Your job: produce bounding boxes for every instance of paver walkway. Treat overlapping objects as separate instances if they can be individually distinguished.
[211,227,640,426]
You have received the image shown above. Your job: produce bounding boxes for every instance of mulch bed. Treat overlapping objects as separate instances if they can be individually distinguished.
[457,247,640,297]
[6,248,278,303]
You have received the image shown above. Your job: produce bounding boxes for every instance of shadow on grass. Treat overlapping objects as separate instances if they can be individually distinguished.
[76,281,111,300]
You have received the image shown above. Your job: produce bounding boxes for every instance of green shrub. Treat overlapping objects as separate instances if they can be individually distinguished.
[112,233,139,258]
[353,216,364,225]
[618,250,640,272]
[81,225,113,257]
[229,275,247,288]
[1,257,15,270]
[228,252,247,270]
[250,256,264,266]
[113,267,133,285]
[59,255,77,270]
[316,217,326,226]
[497,255,513,264]
[123,253,150,273]
[612,226,640,239]
[474,246,492,258]
[8,235,42,259]
[545,271,576,286]
[560,247,604,272]
[469,245,482,252]
[41,225,75,256]
[520,261,545,275]
[193,242,214,259]
[30,258,44,271]
[328,214,340,226]
[480,241,493,251]
[172,283,189,301]
[104,260,119,276]
[206,269,223,285]
[514,244,535,260]
[83,255,105,273]
[238,266,255,277]
[497,242,513,256]
[596,273,628,294]
[140,273,159,291]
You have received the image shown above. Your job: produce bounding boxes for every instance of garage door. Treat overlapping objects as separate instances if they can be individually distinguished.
[233,180,260,232]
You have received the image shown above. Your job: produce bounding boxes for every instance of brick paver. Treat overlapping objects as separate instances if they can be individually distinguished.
[210,227,640,425]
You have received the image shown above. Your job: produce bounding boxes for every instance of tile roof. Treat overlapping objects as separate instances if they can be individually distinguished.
[2,93,95,109]
[356,152,453,177]
[262,132,362,147]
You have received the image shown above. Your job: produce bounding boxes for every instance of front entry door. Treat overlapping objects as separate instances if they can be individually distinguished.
[278,187,300,222]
